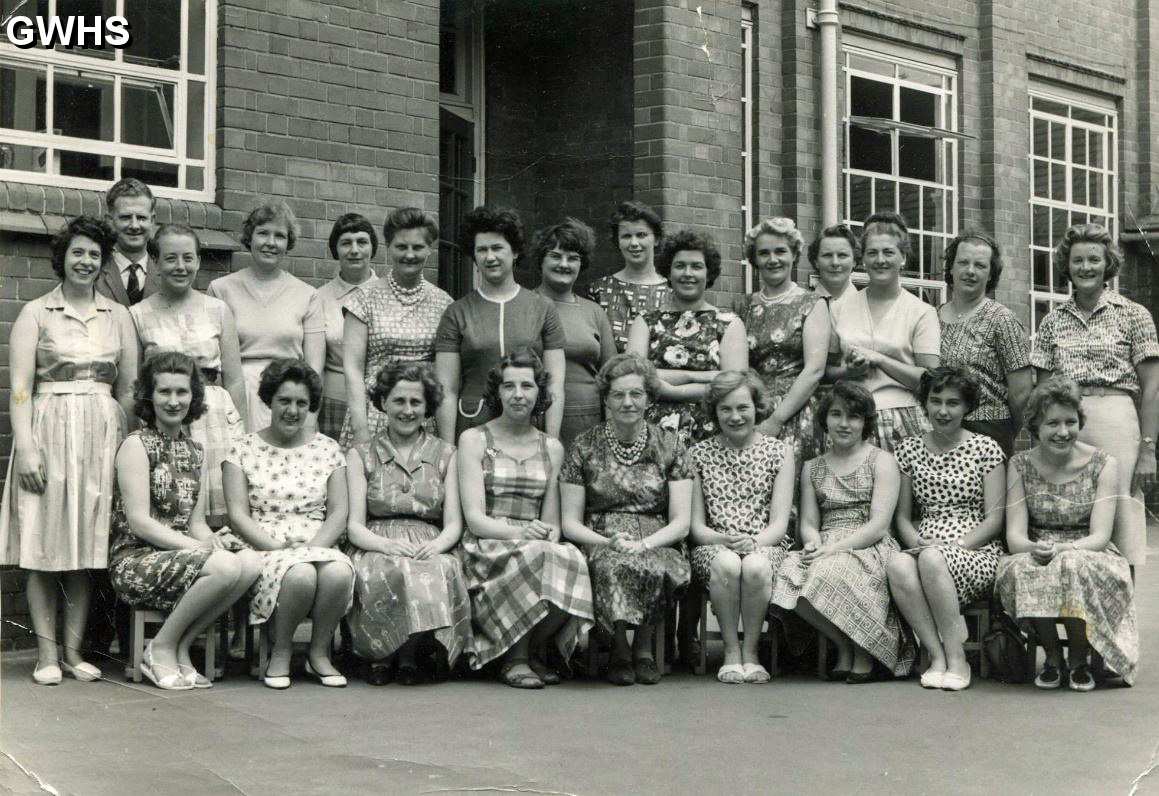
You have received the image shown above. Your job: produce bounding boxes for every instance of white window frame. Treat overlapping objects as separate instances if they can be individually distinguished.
[841,40,960,306]
[0,0,216,201]
[741,4,755,294]
[1027,87,1118,334]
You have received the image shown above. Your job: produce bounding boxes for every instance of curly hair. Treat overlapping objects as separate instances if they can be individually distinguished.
[1024,376,1086,441]
[917,365,980,416]
[530,218,597,274]
[240,200,299,251]
[745,217,805,268]
[596,353,662,405]
[702,369,772,424]
[943,230,1003,292]
[147,223,201,262]
[806,224,862,271]
[383,206,439,247]
[328,213,379,260]
[1053,222,1123,287]
[656,229,722,289]
[816,380,878,441]
[105,177,155,212]
[51,216,116,280]
[460,206,525,259]
[133,350,207,426]
[860,210,912,261]
[608,200,663,243]
[482,347,553,420]
[369,361,444,415]
[257,358,323,412]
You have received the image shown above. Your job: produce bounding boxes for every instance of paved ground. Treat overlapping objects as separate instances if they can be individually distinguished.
[3,533,1159,795]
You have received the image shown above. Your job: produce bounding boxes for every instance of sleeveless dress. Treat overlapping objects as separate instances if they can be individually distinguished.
[559,423,691,634]
[459,427,594,668]
[894,434,1006,603]
[344,432,471,665]
[994,450,1138,684]
[585,275,670,353]
[772,448,915,675]
[108,428,213,610]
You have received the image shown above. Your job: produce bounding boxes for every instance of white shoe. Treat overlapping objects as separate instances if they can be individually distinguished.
[920,669,945,689]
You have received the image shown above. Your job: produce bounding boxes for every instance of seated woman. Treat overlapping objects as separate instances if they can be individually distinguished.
[222,359,354,690]
[772,381,913,682]
[110,352,261,690]
[888,366,1006,692]
[689,370,795,684]
[994,377,1138,690]
[458,348,594,688]
[345,361,471,685]
[560,353,692,686]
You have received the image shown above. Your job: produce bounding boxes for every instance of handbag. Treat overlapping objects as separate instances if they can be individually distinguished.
[983,611,1030,684]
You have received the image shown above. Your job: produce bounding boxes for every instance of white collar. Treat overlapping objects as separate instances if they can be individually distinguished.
[113,248,148,275]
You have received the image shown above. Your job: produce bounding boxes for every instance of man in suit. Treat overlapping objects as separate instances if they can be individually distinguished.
[99,177,157,306]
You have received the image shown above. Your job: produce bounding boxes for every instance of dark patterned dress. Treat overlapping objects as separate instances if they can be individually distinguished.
[895,434,1005,604]
[560,423,692,634]
[994,450,1138,684]
[345,432,471,665]
[642,308,738,447]
[585,275,671,353]
[459,427,594,668]
[109,428,213,611]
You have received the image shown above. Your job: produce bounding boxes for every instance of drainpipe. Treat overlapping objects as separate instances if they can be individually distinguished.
[817,0,841,226]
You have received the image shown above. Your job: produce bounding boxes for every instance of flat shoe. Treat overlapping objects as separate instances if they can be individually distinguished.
[607,658,636,686]
[366,663,393,686]
[32,664,62,686]
[825,668,851,682]
[941,671,971,691]
[920,670,945,689]
[396,663,424,686]
[305,661,347,688]
[634,657,661,685]
[528,658,561,686]
[717,663,745,684]
[743,663,771,684]
[178,664,212,689]
[1034,663,1062,690]
[263,664,292,690]
[845,670,876,685]
[142,644,193,691]
[62,661,102,682]
[1068,664,1095,692]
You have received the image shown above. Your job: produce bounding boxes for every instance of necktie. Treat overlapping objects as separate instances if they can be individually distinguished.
[126,262,144,305]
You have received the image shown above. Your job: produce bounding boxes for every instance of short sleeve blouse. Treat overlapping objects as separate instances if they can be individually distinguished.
[207,270,325,363]
[938,298,1030,421]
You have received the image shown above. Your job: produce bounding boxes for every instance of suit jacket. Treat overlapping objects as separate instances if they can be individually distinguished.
[97,255,156,307]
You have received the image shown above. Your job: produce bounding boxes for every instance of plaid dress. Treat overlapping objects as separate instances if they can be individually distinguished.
[459,427,593,668]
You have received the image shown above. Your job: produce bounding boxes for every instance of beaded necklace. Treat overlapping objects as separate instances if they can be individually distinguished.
[388,268,425,306]
[605,421,648,466]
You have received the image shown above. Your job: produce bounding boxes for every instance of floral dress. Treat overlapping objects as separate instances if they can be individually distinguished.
[689,434,792,586]
[585,275,671,353]
[772,448,914,675]
[994,450,1137,684]
[224,433,354,624]
[109,428,212,611]
[345,432,471,665]
[642,308,738,447]
[894,434,1006,604]
[560,423,692,634]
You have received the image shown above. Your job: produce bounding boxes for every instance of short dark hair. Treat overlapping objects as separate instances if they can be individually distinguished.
[369,361,444,415]
[133,350,207,426]
[51,216,115,280]
[240,200,299,251]
[328,213,379,260]
[861,211,912,261]
[147,223,202,261]
[943,230,1003,292]
[609,200,663,242]
[656,229,722,289]
[1025,376,1086,441]
[703,369,772,424]
[383,206,438,247]
[816,380,877,441]
[460,206,525,259]
[1054,222,1123,287]
[482,347,554,420]
[257,358,323,412]
[917,365,980,416]
[806,224,862,270]
[745,217,804,268]
[596,353,662,405]
[530,218,597,275]
[105,178,155,212]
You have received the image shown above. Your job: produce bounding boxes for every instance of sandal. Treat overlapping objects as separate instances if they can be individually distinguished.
[142,643,193,691]
[499,660,544,689]
[177,664,212,689]
[528,658,561,686]
[716,663,745,684]
[607,658,636,686]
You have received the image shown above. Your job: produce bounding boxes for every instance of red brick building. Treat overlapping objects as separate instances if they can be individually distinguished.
[1,0,1156,648]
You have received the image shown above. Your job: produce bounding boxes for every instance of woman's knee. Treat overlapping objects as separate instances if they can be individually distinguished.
[203,550,242,581]
[315,561,353,589]
[709,551,742,587]
[739,554,771,584]
[280,563,318,597]
[916,547,947,578]
[886,554,918,587]
[235,549,263,580]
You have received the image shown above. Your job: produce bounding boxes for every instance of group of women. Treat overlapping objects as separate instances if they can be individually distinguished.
[1,196,1148,695]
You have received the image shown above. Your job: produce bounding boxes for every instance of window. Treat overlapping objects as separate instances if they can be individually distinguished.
[741,4,755,293]
[0,0,215,199]
[842,43,960,305]
[1028,89,1117,333]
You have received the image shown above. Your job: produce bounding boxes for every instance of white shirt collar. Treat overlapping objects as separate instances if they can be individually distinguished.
[112,248,148,278]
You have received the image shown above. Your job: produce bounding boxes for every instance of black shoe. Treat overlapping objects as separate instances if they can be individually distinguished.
[397,662,425,686]
[528,658,561,686]
[634,657,662,685]
[826,668,851,682]
[845,670,876,684]
[366,663,393,686]
[607,658,635,686]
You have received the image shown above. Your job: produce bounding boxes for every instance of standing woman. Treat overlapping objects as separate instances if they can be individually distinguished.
[533,218,617,447]
[131,224,247,524]
[937,231,1032,457]
[435,207,566,441]
[207,201,325,431]
[586,200,670,352]
[741,217,830,467]
[316,213,378,441]
[458,349,594,688]
[829,212,940,453]
[0,216,138,684]
[808,224,861,310]
[342,208,452,447]
[1031,223,1159,571]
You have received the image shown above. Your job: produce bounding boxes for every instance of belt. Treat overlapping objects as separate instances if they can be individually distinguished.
[200,367,222,386]
[37,380,113,396]
[1079,385,1133,398]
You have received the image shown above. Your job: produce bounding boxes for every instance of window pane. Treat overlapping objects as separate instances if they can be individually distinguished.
[0,142,47,172]
[849,125,892,174]
[187,80,205,159]
[0,62,46,132]
[1052,208,1068,240]
[849,173,872,221]
[122,157,178,187]
[874,179,897,214]
[1,0,47,48]
[188,0,207,74]
[58,149,114,180]
[1089,173,1103,209]
[899,87,936,127]
[923,187,945,234]
[1071,128,1087,165]
[55,0,117,61]
[850,75,892,119]
[1033,249,1050,291]
[899,135,936,181]
[1032,97,1068,117]
[1050,163,1065,201]
[122,81,175,149]
[1032,118,1049,157]
[124,0,181,69]
[848,54,895,78]
[1089,131,1104,168]
[908,234,921,276]
[186,164,204,190]
[1032,205,1049,247]
[1072,107,1106,126]
[1049,122,1065,160]
[1033,159,1048,198]
[897,65,942,89]
[899,182,920,231]
[927,236,944,277]
[1071,167,1088,206]
[53,70,115,141]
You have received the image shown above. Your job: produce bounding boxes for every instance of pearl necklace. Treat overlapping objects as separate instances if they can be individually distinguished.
[388,269,425,306]
[605,421,648,466]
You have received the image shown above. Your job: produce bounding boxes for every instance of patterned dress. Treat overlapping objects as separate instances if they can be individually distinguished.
[772,448,914,675]
[894,434,1005,603]
[994,450,1138,684]
[689,434,792,586]
[742,286,826,467]
[585,275,671,353]
[459,427,594,668]
[109,428,213,611]
[345,432,471,665]
[131,292,244,517]
[224,433,354,624]
[559,423,692,634]
[339,276,452,446]
[642,309,739,447]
